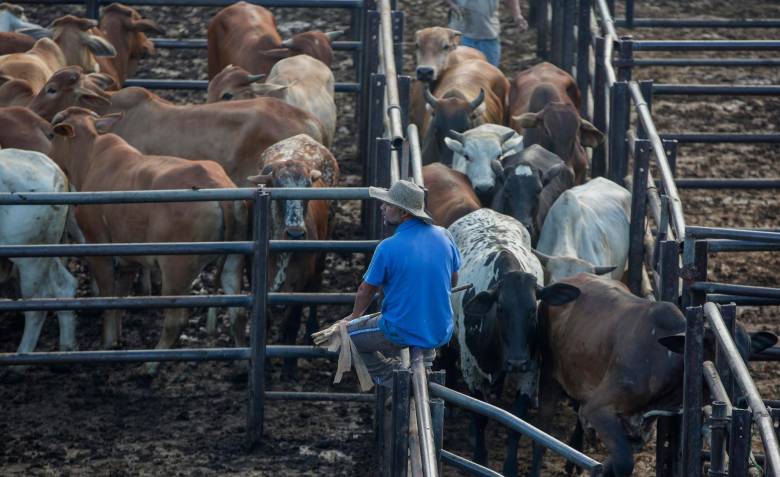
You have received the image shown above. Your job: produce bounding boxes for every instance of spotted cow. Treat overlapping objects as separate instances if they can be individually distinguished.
[448,208,581,476]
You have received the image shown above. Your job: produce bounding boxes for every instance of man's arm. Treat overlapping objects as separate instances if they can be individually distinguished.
[347,281,380,320]
[504,0,529,31]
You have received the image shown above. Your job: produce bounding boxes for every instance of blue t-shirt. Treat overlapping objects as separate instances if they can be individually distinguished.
[363,218,462,349]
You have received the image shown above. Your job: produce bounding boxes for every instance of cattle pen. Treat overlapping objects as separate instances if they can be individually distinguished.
[1,0,779,476]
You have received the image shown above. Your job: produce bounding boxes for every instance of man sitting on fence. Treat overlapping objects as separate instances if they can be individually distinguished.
[314,180,461,389]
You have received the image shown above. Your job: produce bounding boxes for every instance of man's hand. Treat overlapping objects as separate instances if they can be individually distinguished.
[514,14,529,31]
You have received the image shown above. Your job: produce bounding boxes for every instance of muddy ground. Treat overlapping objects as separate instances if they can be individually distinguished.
[1,0,778,475]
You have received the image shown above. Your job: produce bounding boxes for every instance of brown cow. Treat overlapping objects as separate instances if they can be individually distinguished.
[530,273,777,477]
[422,162,481,228]
[421,59,509,166]
[49,107,248,375]
[29,67,326,187]
[247,134,338,378]
[508,62,603,185]
[209,58,336,147]
[95,3,163,86]
[410,26,486,132]
[207,1,340,78]
[0,106,52,153]
[0,31,35,55]
[0,16,115,106]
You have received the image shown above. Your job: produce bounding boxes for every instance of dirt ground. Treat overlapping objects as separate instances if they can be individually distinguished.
[1,0,778,475]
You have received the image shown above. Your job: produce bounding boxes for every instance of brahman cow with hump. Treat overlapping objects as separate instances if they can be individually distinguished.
[0,106,53,153]
[421,55,509,166]
[448,208,580,477]
[509,62,604,184]
[0,148,79,376]
[207,1,340,78]
[410,26,486,130]
[529,273,777,477]
[443,123,523,205]
[535,177,630,283]
[422,163,480,228]
[29,67,326,187]
[208,57,336,147]
[490,144,575,243]
[0,15,115,106]
[247,134,339,378]
[49,107,247,376]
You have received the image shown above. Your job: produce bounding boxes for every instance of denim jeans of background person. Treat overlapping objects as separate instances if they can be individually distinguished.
[337,180,461,388]
[446,0,528,66]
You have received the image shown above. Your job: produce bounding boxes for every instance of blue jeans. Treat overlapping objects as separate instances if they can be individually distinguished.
[460,37,501,66]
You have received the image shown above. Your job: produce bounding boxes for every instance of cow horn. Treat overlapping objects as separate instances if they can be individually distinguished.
[280,38,293,48]
[246,173,273,185]
[246,73,265,83]
[468,88,485,111]
[447,130,465,142]
[423,85,439,108]
[593,265,617,275]
[532,249,552,265]
[499,130,515,144]
[324,30,344,41]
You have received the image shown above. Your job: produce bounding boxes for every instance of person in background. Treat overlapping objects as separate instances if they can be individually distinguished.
[446,0,529,66]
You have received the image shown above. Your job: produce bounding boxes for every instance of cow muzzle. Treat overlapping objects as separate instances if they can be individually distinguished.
[416,66,435,82]
[285,226,306,239]
[505,359,530,373]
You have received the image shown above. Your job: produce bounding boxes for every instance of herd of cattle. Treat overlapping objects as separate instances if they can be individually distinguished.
[0,3,776,476]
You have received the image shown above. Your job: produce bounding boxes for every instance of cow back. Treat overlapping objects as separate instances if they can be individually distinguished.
[422,163,480,227]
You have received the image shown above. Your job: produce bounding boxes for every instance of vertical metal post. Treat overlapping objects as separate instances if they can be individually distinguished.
[606,0,615,15]
[374,138,393,239]
[592,36,607,178]
[392,11,404,73]
[607,81,629,186]
[708,401,728,477]
[391,368,412,477]
[536,0,550,60]
[658,240,680,306]
[637,80,653,139]
[364,73,386,237]
[247,190,270,449]
[430,398,445,476]
[617,36,633,81]
[716,303,738,402]
[398,76,411,130]
[682,237,707,309]
[410,348,438,477]
[663,139,679,178]
[86,0,99,19]
[561,0,576,73]
[576,0,592,118]
[376,385,388,472]
[681,305,704,477]
[728,408,753,477]
[360,11,381,187]
[628,139,650,295]
[656,414,682,477]
[626,0,634,28]
[550,0,564,67]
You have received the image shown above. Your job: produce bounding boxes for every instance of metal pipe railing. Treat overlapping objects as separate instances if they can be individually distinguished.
[377,0,404,149]
[704,302,780,475]
[629,81,686,239]
[686,227,780,244]
[594,0,618,85]
[407,124,424,186]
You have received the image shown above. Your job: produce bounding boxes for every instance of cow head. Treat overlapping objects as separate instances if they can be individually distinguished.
[29,66,112,121]
[422,87,486,166]
[207,64,266,102]
[414,27,461,82]
[100,3,164,80]
[50,15,116,73]
[463,251,580,373]
[513,102,604,183]
[491,162,542,239]
[0,106,54,155]
[49,106,122,185]
[0,3,51,38]
[533,251,616,285]
[444,125,523,205]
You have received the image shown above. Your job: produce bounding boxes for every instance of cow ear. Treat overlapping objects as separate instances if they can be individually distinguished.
[131,18,164,35]
[86,72,116,91]
[443,137,464,155]
[513,112,540,129]
[53,123,75,137]
[500,136,524,157]
[250,82,288,96]
[464,289,497,316]
[17,27,52,39]
[658,332,685,354]
[450,30,462,45]
[94,113,122,134]
[592,265,617,275]
[82,34,117,57]
[750,331,778,355]
[310,169,322,182]
[580,119,605,148]
[536,283,580,306]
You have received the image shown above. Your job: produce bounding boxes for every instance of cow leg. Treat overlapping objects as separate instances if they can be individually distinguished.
[46,258,79,352]
[564,407,585,475]
[281,304,304,380]
[470,389,489,466]
[220,253,246,347]
[530,369,566,477]
[581,405,634,477]
[502,392,531,477]
[86,256,123,348]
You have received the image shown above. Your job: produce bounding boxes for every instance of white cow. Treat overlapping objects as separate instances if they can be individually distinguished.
[443,123,523,204]
[447,208,580,476]
[0,148,79,359]
[0,3,50,37]
[535,177,631,284]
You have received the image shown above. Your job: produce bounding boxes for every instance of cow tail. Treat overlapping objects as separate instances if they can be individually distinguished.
[62,182,86,245]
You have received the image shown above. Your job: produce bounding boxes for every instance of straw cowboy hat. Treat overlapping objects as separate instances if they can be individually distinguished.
[369,180,434,224]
